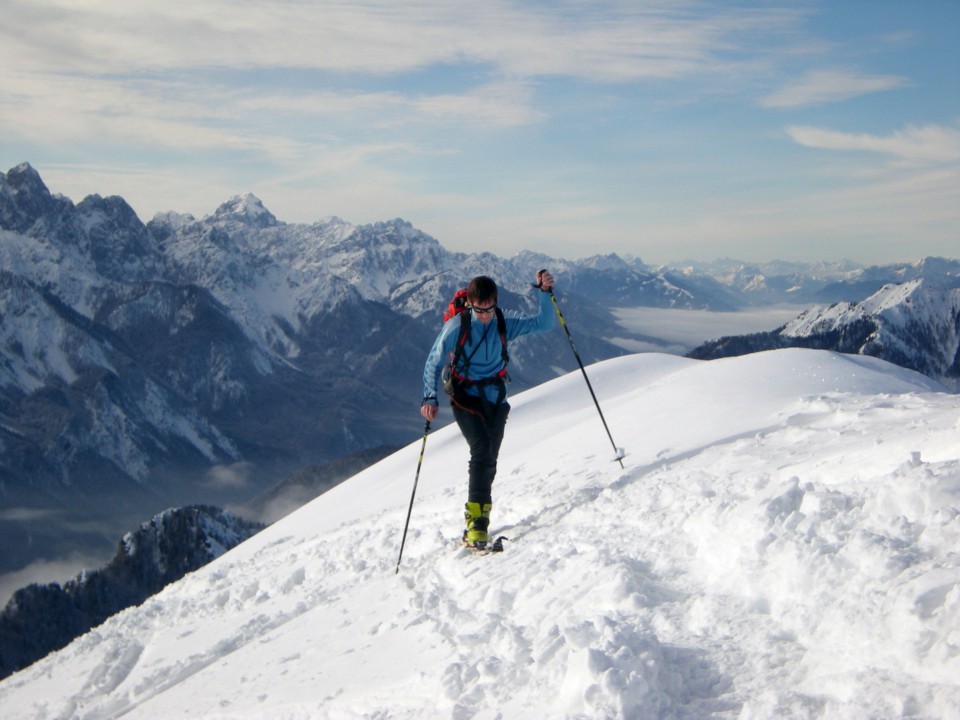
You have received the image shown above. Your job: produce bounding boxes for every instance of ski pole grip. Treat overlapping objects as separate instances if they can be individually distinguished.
[533,268,552,292]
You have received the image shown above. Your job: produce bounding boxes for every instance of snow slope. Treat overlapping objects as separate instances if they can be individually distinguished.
[2,349,959,719]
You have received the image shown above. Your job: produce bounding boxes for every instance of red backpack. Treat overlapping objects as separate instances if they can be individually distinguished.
[443,288,471,322]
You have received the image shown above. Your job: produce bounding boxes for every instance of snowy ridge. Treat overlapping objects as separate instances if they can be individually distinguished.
[782,278,959,335]
[2,349,958,718]
[781,279,960,389]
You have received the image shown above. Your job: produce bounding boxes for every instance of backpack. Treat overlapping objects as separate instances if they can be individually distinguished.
[441,289,509,401]
[443,288,470,323]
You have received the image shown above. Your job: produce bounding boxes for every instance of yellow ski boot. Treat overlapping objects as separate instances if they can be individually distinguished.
[462,502,491,549]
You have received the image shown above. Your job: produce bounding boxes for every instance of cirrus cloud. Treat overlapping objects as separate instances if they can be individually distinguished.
[787,123,960,163]
[761,69,908,108]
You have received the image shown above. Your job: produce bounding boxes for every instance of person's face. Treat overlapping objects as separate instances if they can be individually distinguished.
[471,299,497,324]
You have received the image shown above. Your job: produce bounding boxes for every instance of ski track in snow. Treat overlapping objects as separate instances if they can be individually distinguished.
[1,351,959,719]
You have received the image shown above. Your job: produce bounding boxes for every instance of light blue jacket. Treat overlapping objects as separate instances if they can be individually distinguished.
[422,290,555,405]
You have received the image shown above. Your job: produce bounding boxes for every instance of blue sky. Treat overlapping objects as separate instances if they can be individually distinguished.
[1,0,957,265]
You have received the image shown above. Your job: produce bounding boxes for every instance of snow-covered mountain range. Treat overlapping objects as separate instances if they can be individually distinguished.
[0,349,957,718]
[2,160,959,600]
[689,279,960,391]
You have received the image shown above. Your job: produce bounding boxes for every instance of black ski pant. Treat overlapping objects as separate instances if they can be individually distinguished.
[453,401,510,506]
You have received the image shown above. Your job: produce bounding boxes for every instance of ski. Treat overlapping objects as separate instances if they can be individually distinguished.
[460,535,508,555]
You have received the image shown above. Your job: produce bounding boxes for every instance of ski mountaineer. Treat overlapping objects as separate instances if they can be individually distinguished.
[420,270,555,550]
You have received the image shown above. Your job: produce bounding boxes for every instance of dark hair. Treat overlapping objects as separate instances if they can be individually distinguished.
[467,276,498,305]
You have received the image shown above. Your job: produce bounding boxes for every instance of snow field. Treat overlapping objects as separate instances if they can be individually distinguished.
[1,349,958,719]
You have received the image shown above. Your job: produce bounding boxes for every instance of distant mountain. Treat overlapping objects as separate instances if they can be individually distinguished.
[688,279,960,391]
[670,256,960,306]
[0,505,263,681]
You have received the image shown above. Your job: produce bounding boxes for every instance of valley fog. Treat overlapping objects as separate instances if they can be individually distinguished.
[611,305,809,354]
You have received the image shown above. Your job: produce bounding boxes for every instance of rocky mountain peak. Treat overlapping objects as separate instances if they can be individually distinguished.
[579,253,630,271]
[0,161,64,235]
[212,192,277,228]
[5,162,47,192]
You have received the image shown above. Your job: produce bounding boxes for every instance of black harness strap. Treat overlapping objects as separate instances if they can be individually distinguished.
[450,308,508,382]
[448,308,509,417]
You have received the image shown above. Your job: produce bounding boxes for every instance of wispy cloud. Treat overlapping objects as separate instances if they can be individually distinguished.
[0,1,800,80]
[760,69,908,108]
[787,124,960,163]
[230,80,545,129]
[204,462,255,489]
[0,1,807,154]
[0,507,60,522]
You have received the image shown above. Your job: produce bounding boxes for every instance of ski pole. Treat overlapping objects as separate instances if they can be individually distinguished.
[395,419,431,574]
[538,274,625,468]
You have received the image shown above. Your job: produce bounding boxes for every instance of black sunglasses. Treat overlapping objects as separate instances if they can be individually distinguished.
[472,304,497,315]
